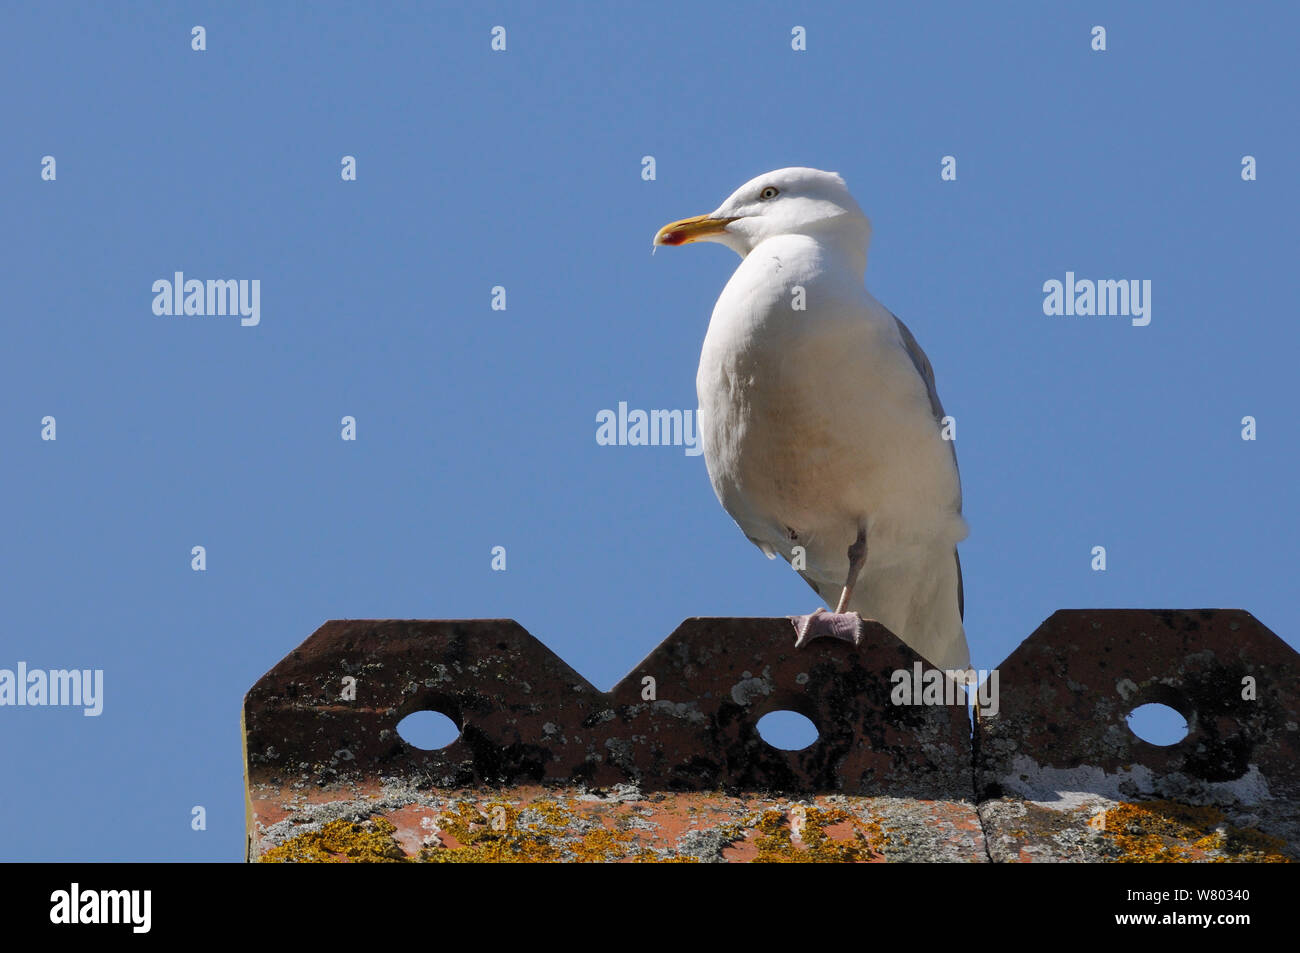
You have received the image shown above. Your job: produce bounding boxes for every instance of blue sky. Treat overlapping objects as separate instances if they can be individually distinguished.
[2,2,1296,860]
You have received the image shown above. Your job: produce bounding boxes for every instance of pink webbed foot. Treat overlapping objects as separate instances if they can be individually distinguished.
[790,608,866,649]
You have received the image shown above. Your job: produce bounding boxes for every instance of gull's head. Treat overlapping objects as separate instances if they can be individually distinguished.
[653,167,870,258]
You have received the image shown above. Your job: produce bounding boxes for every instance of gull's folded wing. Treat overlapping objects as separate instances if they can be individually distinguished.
[891,311,964,621]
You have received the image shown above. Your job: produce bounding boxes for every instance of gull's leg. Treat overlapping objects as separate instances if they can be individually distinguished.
[835,525,868,613]
[792,524,869,648]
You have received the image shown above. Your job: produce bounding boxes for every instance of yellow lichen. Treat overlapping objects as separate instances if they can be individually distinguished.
[631,853,700,863]
[747,805,881,863]
[415,798,686,863]
[418,799,563,863]
[260,817,408,863]
[1092,801,1290,863]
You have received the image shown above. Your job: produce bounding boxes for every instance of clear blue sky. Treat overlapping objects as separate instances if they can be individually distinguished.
[2,2,1296,860]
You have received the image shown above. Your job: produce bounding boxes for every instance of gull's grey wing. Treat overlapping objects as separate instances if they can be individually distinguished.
[891,311,948,429]
[891,310,964,621]
[954,548,964,621]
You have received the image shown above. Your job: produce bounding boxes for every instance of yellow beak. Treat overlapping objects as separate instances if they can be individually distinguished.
[653,214,739,246]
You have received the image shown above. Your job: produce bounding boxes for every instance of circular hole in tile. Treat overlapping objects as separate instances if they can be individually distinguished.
[1126,702,1189,746]
[397,710,461,750]
[757,710,820,751]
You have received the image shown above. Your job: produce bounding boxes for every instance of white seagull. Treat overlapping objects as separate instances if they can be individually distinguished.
[654,168,969,670]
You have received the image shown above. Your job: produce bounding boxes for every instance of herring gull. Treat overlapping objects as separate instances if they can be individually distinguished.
[654,167,969,670]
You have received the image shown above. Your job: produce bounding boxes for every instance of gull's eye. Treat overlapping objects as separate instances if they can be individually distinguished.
[759,186,779,200]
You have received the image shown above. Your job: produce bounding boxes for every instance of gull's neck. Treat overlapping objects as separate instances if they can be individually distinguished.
[746,230,868,284]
